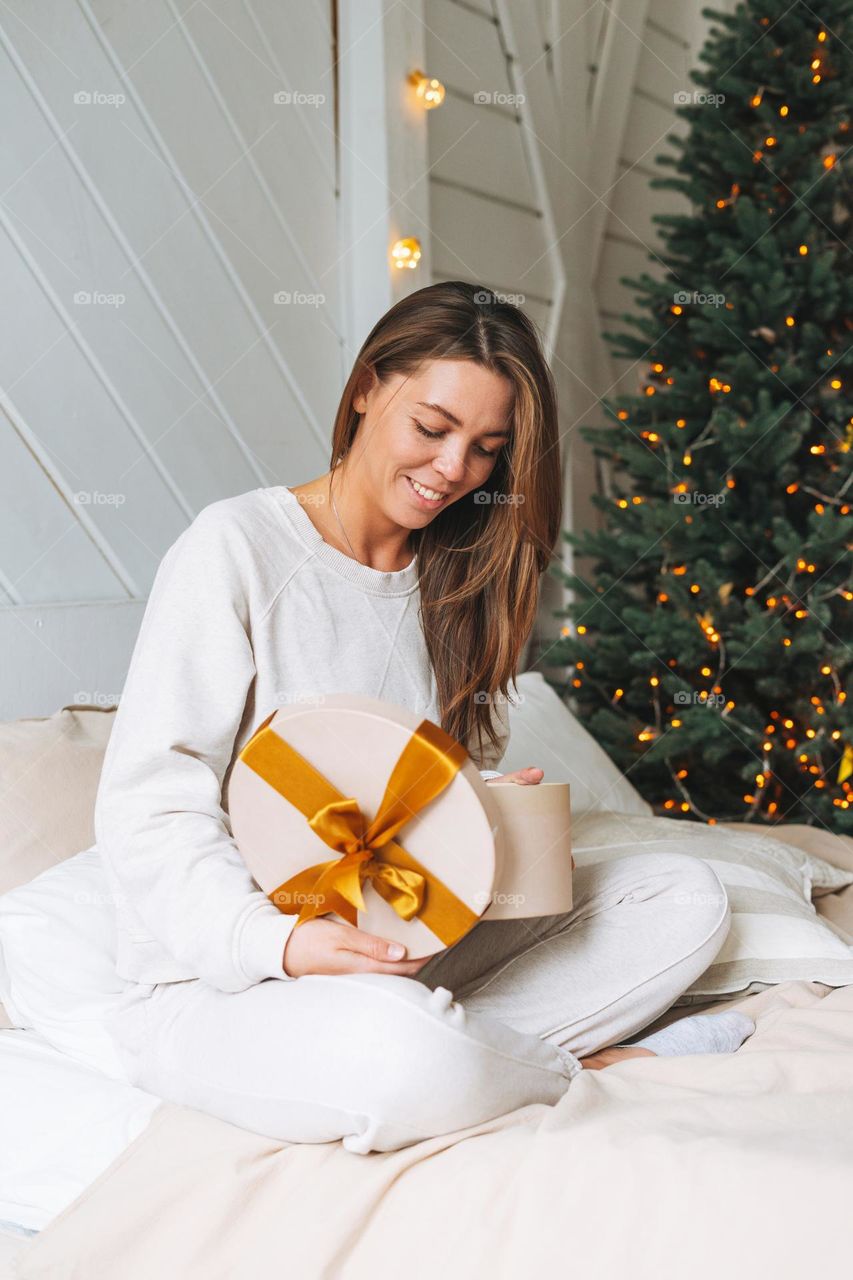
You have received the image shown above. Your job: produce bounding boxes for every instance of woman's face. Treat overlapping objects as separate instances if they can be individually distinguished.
[351,359,514,527]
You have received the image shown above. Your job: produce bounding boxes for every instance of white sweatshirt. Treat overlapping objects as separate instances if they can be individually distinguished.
[94,487,510,994]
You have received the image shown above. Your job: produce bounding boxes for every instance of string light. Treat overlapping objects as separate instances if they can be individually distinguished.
[407,69,446,109]
[390,237,422,270]
[560,33,848,826]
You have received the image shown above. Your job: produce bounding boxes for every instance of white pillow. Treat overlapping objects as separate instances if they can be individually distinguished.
[0,847,132,1079]
[573,810,853,1003]
[0,1029,159,1233]
[498,671,652,817]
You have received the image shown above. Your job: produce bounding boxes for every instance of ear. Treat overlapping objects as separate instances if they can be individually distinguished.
[352,366,377,414]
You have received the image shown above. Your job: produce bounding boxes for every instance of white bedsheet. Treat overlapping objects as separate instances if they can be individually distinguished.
[0,1027,160,1234]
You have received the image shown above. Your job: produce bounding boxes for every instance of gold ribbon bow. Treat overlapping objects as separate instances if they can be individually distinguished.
[238,713,480,946]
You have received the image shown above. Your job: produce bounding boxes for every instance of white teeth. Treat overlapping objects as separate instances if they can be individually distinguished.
[409,477,445,501]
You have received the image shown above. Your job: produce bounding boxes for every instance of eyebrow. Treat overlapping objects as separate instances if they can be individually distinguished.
[416,401,512,438]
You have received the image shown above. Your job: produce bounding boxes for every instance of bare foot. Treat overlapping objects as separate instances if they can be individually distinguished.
[578,1045,658,1071]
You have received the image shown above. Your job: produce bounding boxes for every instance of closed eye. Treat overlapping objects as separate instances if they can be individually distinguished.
[414,420,498,458]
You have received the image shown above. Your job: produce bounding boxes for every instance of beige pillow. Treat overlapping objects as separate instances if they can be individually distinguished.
[574,810,853,1004]
[0,704,116,1028]
[0,704,116,897]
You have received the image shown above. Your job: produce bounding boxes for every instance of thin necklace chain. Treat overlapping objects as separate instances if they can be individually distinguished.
[329,468,360,561]
[328,467,414,569]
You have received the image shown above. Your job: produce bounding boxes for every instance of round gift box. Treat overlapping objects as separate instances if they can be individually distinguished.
[227,693,505,958]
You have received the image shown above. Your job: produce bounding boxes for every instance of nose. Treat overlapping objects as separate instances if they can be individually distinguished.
[432,445,467,485]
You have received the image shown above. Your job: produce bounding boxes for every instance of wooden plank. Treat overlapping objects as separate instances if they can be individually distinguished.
[423,0,511,97]
[607,162,689,253]
[647,0,695,43]
[622,94,686,167]
[0,600,145,720]
[429,182,553,300]
[0,212,194,591]
[427,96,536,207]
[635,22,692,102]
[587,0,652,277]
[597,234,657,317]
[0,398,130,604]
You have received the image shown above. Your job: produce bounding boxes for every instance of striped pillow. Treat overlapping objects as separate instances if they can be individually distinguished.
[572,811,853,1004]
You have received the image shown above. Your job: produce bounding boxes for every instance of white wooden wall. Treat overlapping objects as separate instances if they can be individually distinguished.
[0,0,343,718]
[0,0,734,718]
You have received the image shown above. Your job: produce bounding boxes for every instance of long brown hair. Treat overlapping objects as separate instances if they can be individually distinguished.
[328,281,562,766]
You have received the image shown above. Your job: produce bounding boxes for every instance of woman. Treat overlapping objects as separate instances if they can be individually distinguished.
[5,282,750,1156]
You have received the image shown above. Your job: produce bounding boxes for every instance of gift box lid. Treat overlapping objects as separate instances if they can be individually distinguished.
[228,693,505,958]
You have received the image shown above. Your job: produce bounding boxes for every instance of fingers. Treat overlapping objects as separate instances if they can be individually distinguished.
[339,926,431,975]
[341,951,430,976]
[486,766,544,785]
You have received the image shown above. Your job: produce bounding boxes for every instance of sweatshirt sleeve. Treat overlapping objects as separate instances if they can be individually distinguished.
[94,503,298,993]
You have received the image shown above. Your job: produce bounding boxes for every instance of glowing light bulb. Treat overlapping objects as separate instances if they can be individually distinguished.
[390,237,422,270]
[407,69,446,109]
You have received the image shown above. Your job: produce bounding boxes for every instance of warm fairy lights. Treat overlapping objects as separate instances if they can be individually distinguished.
[557,23,851,823]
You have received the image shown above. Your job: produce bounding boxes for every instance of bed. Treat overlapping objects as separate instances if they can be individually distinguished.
[2,674,853,1279]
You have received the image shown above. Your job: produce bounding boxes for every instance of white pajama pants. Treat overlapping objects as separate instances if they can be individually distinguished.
[94,850,731,1154]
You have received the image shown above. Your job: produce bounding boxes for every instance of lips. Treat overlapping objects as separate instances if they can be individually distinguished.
[405,475,450,502]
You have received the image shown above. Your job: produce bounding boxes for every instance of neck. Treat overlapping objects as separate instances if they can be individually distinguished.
[326,461,414,572]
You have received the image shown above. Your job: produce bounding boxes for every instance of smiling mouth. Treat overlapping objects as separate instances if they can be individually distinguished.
[404,475,450,504]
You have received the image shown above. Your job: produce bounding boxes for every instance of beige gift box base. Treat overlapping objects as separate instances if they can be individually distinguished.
[228,694,573,958]
[481,781,572,922]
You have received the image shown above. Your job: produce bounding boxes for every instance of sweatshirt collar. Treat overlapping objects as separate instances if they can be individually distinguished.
[271,486,420,596]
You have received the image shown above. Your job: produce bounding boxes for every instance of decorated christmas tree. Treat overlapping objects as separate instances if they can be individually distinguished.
[543,0,852,831]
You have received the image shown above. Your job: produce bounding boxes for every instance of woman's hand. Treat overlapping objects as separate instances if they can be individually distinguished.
[282,917,434,979]
[485,765,575,870]
[485,766,544,785]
